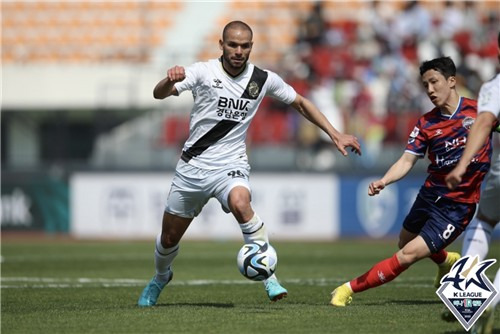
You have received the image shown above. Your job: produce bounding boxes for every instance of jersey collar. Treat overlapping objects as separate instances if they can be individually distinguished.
[442,96,463,119]
[218,56,249,79]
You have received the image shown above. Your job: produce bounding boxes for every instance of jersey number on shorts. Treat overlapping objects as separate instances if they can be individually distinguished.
[228,170,245,179]
[442,224,456,240]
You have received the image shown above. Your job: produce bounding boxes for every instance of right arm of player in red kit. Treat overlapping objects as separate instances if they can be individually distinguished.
[368,152,419,196]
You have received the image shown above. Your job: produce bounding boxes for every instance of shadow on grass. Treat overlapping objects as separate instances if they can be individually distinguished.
[155,302,235,308]
[364,300,443,306]
[391,300,443,305]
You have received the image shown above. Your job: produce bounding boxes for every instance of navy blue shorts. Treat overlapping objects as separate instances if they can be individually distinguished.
[402,190,477,253]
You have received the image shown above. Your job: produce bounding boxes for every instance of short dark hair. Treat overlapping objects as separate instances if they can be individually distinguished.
[222,21,253,41]
[419,56,456,78]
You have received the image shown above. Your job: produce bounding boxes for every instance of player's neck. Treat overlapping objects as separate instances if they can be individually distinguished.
[439,91,460,115]
[221,58,246,78]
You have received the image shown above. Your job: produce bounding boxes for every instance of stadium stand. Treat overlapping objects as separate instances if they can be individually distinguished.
[2,1,182,63]
[196,1,311,67]
[2,1,499,171]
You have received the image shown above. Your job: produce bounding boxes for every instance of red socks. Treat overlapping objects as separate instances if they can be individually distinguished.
[429,249,447,264]
[350,254,409,293]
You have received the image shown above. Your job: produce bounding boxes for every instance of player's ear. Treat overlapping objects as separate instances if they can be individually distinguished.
[448,75,456,88]
[219,39,224,51]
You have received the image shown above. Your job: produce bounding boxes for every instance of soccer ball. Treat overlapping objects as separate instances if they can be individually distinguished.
[237,241,277,281]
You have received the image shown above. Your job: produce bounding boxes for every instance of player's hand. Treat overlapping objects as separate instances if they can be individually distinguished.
[445,165,466,190]
[166,66,186,83]
[334,133,362,156]
[368,180,385,196]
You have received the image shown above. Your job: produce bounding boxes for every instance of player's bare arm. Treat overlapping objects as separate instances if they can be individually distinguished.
[290,94,361,156]
[153,65,185,99]
[369,152,419,196]
[445,111,498,190]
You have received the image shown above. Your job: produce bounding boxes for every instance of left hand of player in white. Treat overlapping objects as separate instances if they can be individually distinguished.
[334,133,362,156]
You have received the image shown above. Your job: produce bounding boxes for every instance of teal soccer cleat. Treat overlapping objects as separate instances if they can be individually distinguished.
[264,278,288,302]
[137,271,173,307]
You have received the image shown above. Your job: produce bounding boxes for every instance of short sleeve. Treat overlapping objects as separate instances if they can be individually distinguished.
[477,75,500,119]
[405,119,427,157]
[265,71,297,105]
[174,62,203,94]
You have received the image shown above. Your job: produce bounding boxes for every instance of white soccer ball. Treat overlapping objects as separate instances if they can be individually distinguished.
[237,241,277,281]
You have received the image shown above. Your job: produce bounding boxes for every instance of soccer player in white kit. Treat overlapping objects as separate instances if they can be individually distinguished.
[138,21,362,306]
[445,32,500,334]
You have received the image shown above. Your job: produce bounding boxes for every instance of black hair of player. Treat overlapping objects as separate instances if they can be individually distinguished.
[419,56,456,79]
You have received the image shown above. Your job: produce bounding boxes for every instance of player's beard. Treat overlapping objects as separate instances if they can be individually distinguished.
[222,51,248,75]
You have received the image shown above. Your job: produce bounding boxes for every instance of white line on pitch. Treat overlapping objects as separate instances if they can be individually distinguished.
[0,277,434,289]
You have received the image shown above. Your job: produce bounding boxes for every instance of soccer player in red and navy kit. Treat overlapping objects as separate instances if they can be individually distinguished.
[331,56,496,307]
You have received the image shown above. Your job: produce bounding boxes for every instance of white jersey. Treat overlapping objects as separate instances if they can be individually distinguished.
[477,73,500,219]
[478,73,500,161]
[174,58,297,169]
[477,73,500,118]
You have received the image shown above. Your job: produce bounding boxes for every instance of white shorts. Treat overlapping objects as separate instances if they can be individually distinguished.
[165,159,251,218]
[478,152,500,221]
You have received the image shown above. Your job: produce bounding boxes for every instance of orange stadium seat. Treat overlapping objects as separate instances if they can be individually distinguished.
[1,1,183,64]
[196,1,309,67]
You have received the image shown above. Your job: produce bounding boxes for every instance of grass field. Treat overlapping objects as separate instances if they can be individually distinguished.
[1,237,498,334]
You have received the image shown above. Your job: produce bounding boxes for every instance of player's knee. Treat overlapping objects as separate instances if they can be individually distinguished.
[228,193,251,214]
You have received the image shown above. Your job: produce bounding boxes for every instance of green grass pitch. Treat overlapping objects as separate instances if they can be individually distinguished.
[1,238,498,333]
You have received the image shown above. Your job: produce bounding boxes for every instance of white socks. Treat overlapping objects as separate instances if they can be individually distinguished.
[239,213,269,244]
[154,234,179,283]
[462,218,499,308]
[461,217,493,261]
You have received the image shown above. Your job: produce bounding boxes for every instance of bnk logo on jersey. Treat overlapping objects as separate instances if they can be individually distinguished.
[436,255,497,331]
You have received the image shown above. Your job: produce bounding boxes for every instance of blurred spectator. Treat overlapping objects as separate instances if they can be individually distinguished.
[457,54,484,96]
[308,78,344,170]
[298,1,327,47]
[462,1,483,38]
[252,1,498,169]
[390,1,432,57]
[362,0,395,55]
[438,1,465,40]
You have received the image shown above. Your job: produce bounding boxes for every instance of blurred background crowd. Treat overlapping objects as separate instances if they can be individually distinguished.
[2,1,499,173]
[280,0,499,170]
